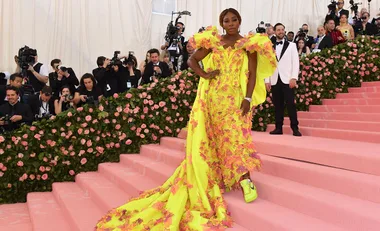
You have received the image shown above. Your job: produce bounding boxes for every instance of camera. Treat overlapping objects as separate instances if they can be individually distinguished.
[17,46,37,70]
[153,63,160,76]
[85,95,98,106]
[328,0,337,11]
[35,113,52,120]
[64,94,74,101]
[109,51,122,67]
[349,0,361,19]
[298,28,309,41]
[256,21,270,33]
[124,51,136,66]
[1,114,11,126]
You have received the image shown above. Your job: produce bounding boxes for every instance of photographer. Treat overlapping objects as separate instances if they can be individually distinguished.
[28,86,55,120]
[54,86,75,114]
[0,73,24,106]
[0,86,33,133]
[325,18,346,46]
[161,22,186,72]
[354,12,377,36]
[119,55,141,92]
[161,22,186,51]
[326,0,349,26]
[74,73,103,107]
[49,59,79,98]
[142,49,171,84]
[294,24,315,48]
[92,56,112,96]
[15,47,49,92]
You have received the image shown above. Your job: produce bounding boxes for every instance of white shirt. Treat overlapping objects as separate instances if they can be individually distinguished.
[39,96,50,116]
[33,62,49,77]
[275,39,285,59]
[315,35,325,50]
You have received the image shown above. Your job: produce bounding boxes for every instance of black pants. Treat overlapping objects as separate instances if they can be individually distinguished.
[271,77,299,130]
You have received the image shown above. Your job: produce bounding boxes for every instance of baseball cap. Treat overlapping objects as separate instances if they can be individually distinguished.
[41,86,53,96]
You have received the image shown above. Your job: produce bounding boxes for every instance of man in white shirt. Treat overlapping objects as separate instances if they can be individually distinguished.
[266,23,302,137]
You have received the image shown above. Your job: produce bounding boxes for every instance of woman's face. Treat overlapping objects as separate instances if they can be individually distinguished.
[340,15,348,23]
[163,56,170,63]
[146,52,151,61]
[222,12,240,35]
[83,78,94,90]
[186,43,195,54]
[298,40,305,48]
[61,88,70,96]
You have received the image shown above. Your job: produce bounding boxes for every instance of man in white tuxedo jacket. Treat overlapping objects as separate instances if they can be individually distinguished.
[265,23,302,137]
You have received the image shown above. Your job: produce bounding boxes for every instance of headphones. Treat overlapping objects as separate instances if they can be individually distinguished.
[177,22,185,33]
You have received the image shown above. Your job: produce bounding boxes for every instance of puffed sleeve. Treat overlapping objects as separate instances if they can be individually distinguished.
[188,26,220,50]
[243,33,277,106]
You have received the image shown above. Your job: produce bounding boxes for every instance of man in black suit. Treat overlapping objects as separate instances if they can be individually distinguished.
[142,49,171,84]
[313,26,333,52]
[326,0,349,26]
[354,12,378,36]
[28,86,55,120]
[0,73,24,106]
[0,86,33,132]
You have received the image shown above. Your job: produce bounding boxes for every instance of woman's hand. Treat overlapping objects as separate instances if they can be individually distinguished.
[202,70,220,79]
[240,99,251,116]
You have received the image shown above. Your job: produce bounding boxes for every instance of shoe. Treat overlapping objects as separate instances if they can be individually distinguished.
[269,128,283,135]
[240,179,258,203]
[293,129,302,137]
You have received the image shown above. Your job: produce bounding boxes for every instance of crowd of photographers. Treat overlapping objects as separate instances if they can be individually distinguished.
[264,0,380,58]
[0,20,195,133]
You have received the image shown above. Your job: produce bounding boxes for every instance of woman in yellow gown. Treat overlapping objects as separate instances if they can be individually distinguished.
[96,8,276,230]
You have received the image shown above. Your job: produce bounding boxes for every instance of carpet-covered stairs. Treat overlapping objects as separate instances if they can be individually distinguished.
[1,82,380,231]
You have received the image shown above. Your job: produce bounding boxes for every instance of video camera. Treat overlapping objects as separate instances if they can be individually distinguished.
[109,51,122,67]
[123,51,137,67]
[64,94,74,101]
[256,21,271,34]
[349,0,362,19]
[17,46,37,71]
[328,0,338,12]
[165,11,191,44]
[35,112,53,121]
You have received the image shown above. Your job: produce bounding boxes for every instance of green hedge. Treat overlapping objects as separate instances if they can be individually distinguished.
[0,36,379,204]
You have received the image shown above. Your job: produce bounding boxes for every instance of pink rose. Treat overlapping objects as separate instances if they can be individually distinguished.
[67,112,73,117]
[115,124,121,130]
[66,122,72,127]
[125,139,132,145]
[115,143,120,148]
[69,170,75,176]
[39,166,46,172]
[78,128,83,135]
[99,105,104,111]
[86,140,92,147]
[140,134,145,138]
[0,163,3,169]
[159,101,166,107]
[125,93,133,99]
[30,153,36,158]
[113,93,119,98]
[18,153,24,158]
[22,134,28,139]
[80,158,87,165]
[17,161,24,167]
[30,126,36,131]
[29,174,35,180]
[77,107,83,112]
[89,108,93,113]
[41,174,48,180]
[87,148,93,153]
[84,129,90,135]
[85,115,92,122]
[34,134,41,140]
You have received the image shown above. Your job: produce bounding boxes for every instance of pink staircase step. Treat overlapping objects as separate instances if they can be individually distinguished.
[260,154,380,203]
[27,192,71,231]
[160,137,186,152]
[298,111,380,122]
[52,182,103,231]
[309,105,380,113]
[322,98,380,105]
[224,192,344,231]
[252,132,380,176]
[228,223,251,230]
[336,92,380,99]
[362,82,380,87]
[266,124,380,143]
[98,162,159,197]
[349,86,380,93]
[75,172,130,214]
[252,172,380,231]
[120,154,176,184]
[0,203,32,231]
[140,144,184,166]
[283,117,380,132]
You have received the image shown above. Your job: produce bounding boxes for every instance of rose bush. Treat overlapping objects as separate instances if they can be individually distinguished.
[0,36,379,204]
[0,71,199,204]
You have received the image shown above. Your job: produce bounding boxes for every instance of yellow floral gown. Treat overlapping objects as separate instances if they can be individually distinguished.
[96,26,276,231]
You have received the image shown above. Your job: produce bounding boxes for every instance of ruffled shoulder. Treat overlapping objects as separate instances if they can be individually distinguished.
[188,26,221,50]
[244,33,276,65]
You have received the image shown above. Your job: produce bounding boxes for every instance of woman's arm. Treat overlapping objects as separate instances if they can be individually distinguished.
[187,48,219,78]
[54,99,62,115]
[241,51,258,116]
[73,92,81,105]
[306,46,311,55]
[349,26,355,40]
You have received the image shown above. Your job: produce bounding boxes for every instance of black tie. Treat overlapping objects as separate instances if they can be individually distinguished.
[276,41,283,45]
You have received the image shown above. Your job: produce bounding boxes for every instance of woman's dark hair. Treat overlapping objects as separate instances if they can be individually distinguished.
[144,50,152,65]
[60,85,71,94]
[219,8,242,28]
[80,73,97,89]
[296,39,307,54]
[180,41,190,71]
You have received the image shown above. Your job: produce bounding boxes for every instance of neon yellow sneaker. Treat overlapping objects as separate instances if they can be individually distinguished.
[240,179,258,203]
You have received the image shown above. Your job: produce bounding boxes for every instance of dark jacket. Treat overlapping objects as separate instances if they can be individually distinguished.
[49,68,79,98]
[318,34,334,50]
[28,94,56,118]
[142,62,171,84]
[0,85,24,106]
[0,102,33,132]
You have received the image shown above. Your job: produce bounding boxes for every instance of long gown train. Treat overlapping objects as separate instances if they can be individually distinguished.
[96,26,276,230]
